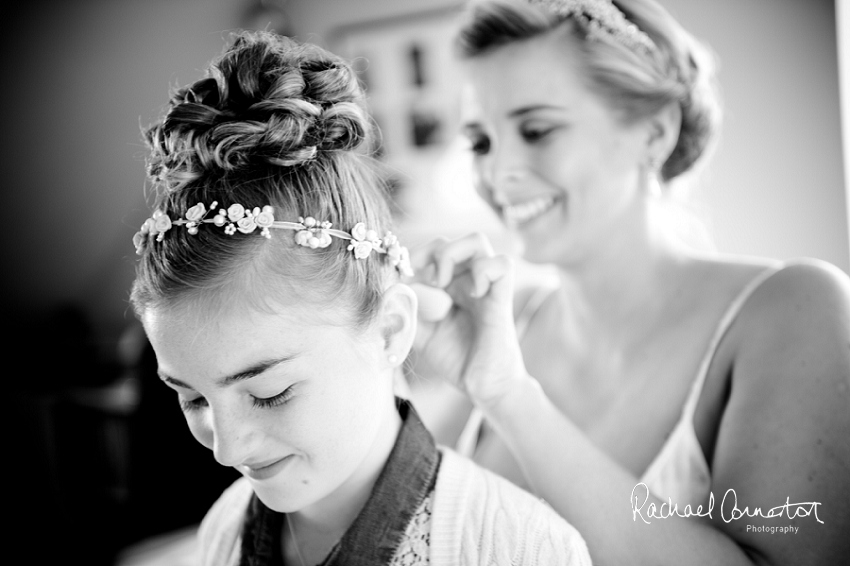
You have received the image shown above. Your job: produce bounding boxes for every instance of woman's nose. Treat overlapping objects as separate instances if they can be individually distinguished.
[484,140,527,199]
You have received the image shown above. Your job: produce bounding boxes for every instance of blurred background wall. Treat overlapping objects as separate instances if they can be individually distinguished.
[0,0,845,564]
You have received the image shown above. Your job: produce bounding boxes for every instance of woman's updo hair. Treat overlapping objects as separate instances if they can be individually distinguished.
[131,31,394,327]
[456,0,721,182]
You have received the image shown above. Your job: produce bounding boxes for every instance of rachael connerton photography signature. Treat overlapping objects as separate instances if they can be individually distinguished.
[630,483,824,525]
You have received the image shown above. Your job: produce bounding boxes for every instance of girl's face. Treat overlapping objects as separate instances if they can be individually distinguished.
[142,299,399,515]
[462,31,653,265]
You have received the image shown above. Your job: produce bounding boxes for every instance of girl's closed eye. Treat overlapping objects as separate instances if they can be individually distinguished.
[179,394,208,412]
[252,384,296,409]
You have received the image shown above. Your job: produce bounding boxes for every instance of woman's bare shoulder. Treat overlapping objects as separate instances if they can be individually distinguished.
[687,254,849,324]
[703,255,850,397]
[708,258,850,562]
[731,257,850,344]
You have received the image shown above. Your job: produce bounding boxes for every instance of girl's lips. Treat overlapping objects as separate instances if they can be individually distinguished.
[242,454,294,481]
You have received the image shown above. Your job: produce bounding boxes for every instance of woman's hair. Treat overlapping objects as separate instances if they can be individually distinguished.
[456,0,721,182]
[131,31,395,327]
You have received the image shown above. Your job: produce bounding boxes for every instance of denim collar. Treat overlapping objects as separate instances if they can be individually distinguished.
[238,398,440,566]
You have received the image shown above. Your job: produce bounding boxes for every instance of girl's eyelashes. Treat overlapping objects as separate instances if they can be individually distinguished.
[252,385,295,409]
[179,395,208,412]
[175,385,296,412]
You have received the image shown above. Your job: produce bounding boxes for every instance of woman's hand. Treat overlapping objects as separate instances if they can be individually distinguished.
[407,233,530,410]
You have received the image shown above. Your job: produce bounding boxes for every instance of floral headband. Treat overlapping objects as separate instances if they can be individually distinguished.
[133,201,413,276]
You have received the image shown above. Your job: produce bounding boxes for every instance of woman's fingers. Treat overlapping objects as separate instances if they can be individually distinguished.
[442,255,514,315]
[409,237,448,284]
[469,255,513,300]
[434,232,496,288]
[410,283,454,322]
[410,232,496,288]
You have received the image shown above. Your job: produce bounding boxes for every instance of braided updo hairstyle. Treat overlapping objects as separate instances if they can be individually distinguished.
[457,0,721,182]
[132,31,394,326]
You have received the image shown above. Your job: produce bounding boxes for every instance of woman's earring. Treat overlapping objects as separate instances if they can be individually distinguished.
[388,354,399,365]
[646,156,663,197]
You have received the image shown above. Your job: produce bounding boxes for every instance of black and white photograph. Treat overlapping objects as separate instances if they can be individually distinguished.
[3,1,849,565]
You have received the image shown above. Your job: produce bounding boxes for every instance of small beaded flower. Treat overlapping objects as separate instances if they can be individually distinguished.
[133,202,413,276]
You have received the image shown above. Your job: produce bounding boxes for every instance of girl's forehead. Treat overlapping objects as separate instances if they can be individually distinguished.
[144,301,367,385]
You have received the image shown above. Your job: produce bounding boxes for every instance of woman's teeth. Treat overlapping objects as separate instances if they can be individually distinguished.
[502,196,558,226]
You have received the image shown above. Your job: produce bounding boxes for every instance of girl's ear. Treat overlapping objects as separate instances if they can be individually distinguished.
[378,282,418,369]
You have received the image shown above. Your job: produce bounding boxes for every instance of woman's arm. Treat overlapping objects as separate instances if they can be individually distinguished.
[703,261,850,564]
[481,260,850,565]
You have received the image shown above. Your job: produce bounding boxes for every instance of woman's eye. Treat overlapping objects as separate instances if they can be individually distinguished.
[179,395,208,412]
[520,125,554,143]
[252,385,295,409]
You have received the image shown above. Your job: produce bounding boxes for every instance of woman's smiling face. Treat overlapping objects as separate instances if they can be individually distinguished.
[462,30,654,265]
[142,298,399,514]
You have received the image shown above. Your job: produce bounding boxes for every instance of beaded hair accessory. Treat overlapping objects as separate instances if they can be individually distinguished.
[528,0,657,54]
[133,201,413,276]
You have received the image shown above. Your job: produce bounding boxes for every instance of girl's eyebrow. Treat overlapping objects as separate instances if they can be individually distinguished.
[157,355,299,390]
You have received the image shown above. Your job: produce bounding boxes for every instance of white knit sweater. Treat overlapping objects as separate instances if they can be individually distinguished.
[197,448,592,566]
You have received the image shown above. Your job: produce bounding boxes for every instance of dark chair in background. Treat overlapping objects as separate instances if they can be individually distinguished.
[10,306,238,566]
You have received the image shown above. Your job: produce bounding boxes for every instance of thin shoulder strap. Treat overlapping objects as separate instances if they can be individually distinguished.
[681,264,784,417]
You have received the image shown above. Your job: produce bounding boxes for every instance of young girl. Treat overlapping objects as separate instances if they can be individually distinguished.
[130,31,591,566]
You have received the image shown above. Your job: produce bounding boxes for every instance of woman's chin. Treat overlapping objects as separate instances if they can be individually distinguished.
[519,243,562,265]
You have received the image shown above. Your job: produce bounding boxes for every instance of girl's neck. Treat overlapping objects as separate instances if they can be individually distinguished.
[282,402,402,566]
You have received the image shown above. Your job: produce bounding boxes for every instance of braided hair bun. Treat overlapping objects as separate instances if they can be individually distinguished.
[145,32,371,191]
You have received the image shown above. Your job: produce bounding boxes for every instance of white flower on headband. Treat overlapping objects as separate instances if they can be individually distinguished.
[295,217,334,249]
[132,202,413,276]
[186,203,207,222]
[152,210,172,235]
[228,204,245,222]
[256,208,274,229]
[348,222,377,260]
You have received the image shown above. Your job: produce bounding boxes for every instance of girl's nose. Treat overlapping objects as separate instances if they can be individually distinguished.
[208,406,259,468]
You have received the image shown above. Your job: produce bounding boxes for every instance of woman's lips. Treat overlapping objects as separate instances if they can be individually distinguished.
[501,195,560,227]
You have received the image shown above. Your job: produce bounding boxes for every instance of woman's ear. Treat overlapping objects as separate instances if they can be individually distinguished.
[378,282,418,369]
[645,101,682,171]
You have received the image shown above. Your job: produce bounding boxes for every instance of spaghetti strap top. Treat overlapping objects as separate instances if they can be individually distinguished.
[639,264,782,506]
[455,265,783,507]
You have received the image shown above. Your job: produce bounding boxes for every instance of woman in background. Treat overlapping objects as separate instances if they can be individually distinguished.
[410,0,850,563]
[131,30,590,566]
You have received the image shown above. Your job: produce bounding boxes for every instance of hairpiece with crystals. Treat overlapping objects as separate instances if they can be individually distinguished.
[527,0,657,54]
[132,201,413,276]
